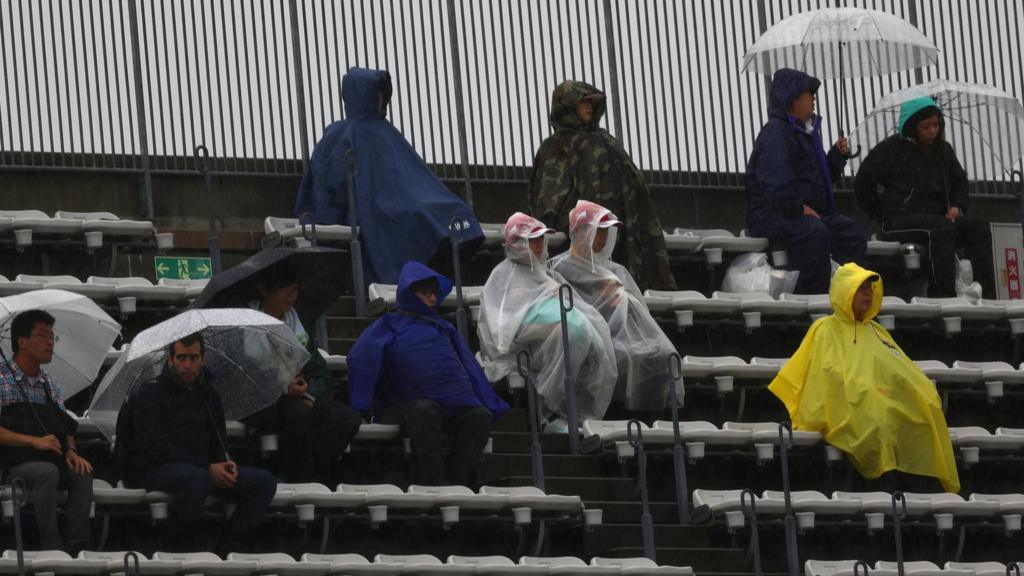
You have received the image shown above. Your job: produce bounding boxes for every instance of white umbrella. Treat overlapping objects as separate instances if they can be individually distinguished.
[851,79,1024,179]
[742,7,940,155]
[742,8,938,78]
[88,308,309,439]
[0,289,121,399]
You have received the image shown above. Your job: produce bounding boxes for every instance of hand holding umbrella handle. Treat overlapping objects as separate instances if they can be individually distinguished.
[838,129,862,159]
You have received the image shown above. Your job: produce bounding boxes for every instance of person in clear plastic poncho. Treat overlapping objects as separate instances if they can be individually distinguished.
[550,201,681,410]
[477,213,617,427]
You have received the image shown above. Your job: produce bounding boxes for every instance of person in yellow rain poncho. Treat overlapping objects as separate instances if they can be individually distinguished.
[769,262,960,493]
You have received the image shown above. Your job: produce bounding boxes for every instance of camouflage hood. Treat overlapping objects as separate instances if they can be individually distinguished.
[549,80,607,132]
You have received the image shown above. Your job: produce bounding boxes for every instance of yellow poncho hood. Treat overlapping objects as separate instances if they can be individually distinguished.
[768,263,960,492]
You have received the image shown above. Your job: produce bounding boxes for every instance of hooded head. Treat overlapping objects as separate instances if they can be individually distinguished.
[342,67,393,120]
[830,263,883,324]
[504,212,552,269]
[768,68,822,121]
[396,260,453,315]
[898,95,946,152]
[549,80,607,132]
[568,200,621,269]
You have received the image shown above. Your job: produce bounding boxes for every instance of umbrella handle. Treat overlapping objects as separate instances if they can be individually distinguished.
[194,145,210,174]
[838,128,862,159]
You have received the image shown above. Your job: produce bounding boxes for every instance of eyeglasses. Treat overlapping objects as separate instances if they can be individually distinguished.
[28,332,59,343]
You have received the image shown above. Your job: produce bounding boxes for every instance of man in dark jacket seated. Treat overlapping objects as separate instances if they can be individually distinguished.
[348,261,510,486]
[746,68,868,294]
[131,332,277,552]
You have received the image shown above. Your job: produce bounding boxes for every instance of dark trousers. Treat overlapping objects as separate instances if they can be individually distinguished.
[380,399,491,486]
[882,213,996,298]
[251,396,363,484]
[146,462,277,552]
[751,213,868,294]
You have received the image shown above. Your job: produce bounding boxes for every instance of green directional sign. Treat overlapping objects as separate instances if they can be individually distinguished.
[155,256,213,280]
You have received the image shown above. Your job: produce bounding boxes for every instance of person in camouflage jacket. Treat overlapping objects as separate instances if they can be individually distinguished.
[528,80,677,291]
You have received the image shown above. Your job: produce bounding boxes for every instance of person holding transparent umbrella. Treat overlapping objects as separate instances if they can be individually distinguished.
[745,68,868,295]
[129,332,277,552]
[854,96,995,298]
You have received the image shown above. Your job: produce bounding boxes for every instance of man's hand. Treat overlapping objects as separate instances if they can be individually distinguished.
[803,205,821,219]
[65,449,93,475]
[31,434,62,454]
[947,206,961,222]
[835,137,850,156]
[286,375,309,399]
[209,461,238,489]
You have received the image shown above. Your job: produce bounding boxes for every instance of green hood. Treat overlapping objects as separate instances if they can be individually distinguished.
[549,80,607,132]
[898,96,940,137]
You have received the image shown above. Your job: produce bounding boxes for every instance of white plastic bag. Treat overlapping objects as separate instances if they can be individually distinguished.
[955,258,982,303]
[722,252,799,297]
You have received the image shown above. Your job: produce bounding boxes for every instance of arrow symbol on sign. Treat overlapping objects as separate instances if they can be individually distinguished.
[156,263,170,274]
[196,263,211,277]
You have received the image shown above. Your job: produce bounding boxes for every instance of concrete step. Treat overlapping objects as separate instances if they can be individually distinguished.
[481,453,602,480]
[491,476,639,502]
[599,547,751,573]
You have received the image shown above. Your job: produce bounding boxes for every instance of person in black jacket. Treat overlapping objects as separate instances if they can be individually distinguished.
[131,332,277,552]
[746,68,867,294]
[855,96,995,298]
[245,263,362,484]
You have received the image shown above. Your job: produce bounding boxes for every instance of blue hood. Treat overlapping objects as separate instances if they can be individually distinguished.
[347,260,510,422]
[396,261,453,315]
[769,68,822,119]
[294,67,484,284]
[342,67,393,120]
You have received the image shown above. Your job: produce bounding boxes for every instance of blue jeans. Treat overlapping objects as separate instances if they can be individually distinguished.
[146,462,277,552]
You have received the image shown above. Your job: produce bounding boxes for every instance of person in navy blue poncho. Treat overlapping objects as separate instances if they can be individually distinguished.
[745,68,867,294]
[348,261,509,486]
[294,68,483,284]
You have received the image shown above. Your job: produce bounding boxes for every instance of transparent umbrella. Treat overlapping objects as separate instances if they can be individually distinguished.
[851,79,1024,180]
[742,7,939,155]
[0,289,121,399]
[87,308,309,439]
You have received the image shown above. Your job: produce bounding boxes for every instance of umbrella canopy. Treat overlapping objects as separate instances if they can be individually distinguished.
[851,79,1024,179]
[87,308,309,439]
[742,7,938,78]
[190,246,347,329]
[0,289,121,399]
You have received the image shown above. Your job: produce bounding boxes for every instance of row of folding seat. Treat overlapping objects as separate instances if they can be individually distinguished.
[75,480,597,529]
[265,216,905,274]
[0,551,691,576]
[807,560,1024,576]
[582,419,1024,467]
[694,489,1024,534]
[0,210,172,250]
[644,290,1024,335]
[679,355,1024,400]
[0,276,207,314]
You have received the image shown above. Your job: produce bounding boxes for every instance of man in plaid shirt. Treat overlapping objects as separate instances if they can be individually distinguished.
[0,309,92,552]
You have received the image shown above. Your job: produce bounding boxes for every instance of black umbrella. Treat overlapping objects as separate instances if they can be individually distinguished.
[190,246,347,329]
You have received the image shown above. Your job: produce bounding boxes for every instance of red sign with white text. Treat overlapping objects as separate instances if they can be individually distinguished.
[1007,248,1021,299]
